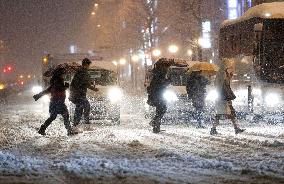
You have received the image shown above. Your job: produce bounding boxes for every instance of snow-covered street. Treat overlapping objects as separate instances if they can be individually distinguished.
[0,95,284,184]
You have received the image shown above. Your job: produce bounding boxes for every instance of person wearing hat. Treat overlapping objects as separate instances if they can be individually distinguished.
[147,58,172,133]
[69,58,99,127]
[33,68,77,136]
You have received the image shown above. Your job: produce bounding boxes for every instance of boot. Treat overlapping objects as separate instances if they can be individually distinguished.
[149,120,154,127]
[153,125,160,133]
[67,128,79,136]
[197,121,205,129]
[210,127,218,135]
[235,127,245,134]
[38,126,46,136]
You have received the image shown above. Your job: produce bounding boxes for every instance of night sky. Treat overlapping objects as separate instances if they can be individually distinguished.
[0,0,95,74]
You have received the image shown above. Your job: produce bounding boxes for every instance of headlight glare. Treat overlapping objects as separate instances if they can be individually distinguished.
[265,93,280,107]
[163,90,178,103]
[108,87,123,103]
[31,86,43,94]
[206,89,219,102]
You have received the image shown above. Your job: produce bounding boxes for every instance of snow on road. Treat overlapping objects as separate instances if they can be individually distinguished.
[0,96,284,184]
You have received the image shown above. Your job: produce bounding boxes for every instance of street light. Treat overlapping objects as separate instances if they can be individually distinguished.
[131,55,139,62]
[168,45,179,54]
[112,61,118,66]
[91,12,96,15]
[119,58,126,65]
[152,49,161,57]
[187,49,193,56]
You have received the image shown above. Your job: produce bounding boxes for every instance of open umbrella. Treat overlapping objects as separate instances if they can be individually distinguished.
[187,62,219,76]
[154,58,188,68]
[43,62,81,77]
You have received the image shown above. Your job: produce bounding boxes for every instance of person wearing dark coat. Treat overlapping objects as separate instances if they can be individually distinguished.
[186,71,210,128]
[33,68,76,136]
[210,68,245,135]
[147,59,171,133]
[69,58,98,126]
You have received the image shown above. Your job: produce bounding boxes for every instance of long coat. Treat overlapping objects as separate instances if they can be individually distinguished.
[147,66,170,107]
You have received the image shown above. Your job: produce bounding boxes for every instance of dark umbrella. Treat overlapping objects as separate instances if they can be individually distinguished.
[154,58,188,68]
[43,62,81,77]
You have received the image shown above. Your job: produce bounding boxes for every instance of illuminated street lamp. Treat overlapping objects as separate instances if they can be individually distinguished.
[119,58,126,65]
[187,49,193,56]
[152,49,161,57]
[168,45,179,54]
[131,55,139,62]
[94,3,99,7]
[97,24,101,28]
[112,60,118,66]
[91,12,96,15]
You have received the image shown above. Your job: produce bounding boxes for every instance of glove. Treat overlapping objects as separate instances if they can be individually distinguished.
[33,94,41,101]
[64,82,69,88]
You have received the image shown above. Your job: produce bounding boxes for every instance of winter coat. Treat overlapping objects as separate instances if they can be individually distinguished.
[45,75,68,101]
[186,72,210,100]
[70,67,93,99]
[220,74,236,101]
[147,66,170,106]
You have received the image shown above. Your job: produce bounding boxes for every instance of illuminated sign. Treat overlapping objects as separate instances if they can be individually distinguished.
[227,0,238,19]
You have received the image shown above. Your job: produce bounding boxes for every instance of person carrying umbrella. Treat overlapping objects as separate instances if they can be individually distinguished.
[147,58,172,133]
[186,70,210,128]
[210,66,245,135]
[69,58,99,126]
[33,68,77,136]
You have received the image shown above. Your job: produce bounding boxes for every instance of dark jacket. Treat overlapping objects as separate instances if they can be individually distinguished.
[186,72,210,99]
[43,75,68,101]
[220,76,236,101]
[147,66,170,106]
[70,67,93,98]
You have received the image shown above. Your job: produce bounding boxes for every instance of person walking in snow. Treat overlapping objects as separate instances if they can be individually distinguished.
[186,71,210,128]
[147,58,172,133]
[33,68,77,136]
[210,67,245,135]
[69,58,99,127]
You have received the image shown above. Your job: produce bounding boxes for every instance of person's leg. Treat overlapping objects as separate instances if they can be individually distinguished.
[60,104,75,135]
[153,103,167,133]
[82,98,91,124]
[210,114,220,135]
[38,113,57,135]
[228,101,245,134]
[73,100,84,126]
[192,96,205,128]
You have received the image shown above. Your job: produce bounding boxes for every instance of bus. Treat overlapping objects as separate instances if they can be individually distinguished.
[219,2,284,120]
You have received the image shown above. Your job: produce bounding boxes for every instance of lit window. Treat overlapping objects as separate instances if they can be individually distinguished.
[201,21,211,48]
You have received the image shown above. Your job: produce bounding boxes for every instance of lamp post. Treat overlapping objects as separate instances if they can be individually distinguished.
[131,55,140,91]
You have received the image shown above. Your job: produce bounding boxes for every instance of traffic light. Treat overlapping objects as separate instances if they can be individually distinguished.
[43,56,48,65]
[3,65,13,73]
[42,54,51,65]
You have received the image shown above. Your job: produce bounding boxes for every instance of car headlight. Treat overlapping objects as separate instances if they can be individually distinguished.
[163,90,178,103]
[108,87,123,103]
[265,93,280,107]
[31,85,43,94]
[206,89,219,102]
[42,95,50,103]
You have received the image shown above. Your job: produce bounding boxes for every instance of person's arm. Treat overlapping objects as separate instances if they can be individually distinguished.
[33,86,51,101]
[82,72,99,92]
